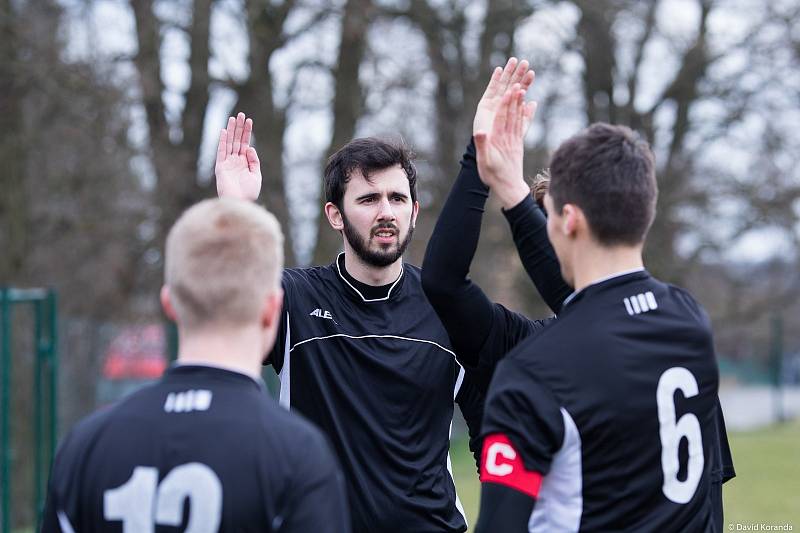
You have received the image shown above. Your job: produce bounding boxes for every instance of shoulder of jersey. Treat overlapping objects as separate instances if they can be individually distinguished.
[58,381,163,453]
[282,265,341,300]
[501,313,569,367]
[403,262,422,277]
[663,281,711,327]
[283,264,338,284]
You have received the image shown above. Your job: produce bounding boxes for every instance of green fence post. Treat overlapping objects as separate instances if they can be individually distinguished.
[1,288,12,533]
[47,291,58,479]
[34,298,44,530]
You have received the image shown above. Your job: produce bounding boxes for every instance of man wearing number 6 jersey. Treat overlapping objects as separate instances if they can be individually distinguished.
[473,122,723,532]
[42,199,349,533]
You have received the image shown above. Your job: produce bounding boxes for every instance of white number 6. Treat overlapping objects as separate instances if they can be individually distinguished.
[656,367,705,504]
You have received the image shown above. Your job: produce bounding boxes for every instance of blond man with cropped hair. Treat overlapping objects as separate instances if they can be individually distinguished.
[43,198,350,533]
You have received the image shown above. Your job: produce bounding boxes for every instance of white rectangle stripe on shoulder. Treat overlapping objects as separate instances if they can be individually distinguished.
[279,313,291,409]
[623,297,634,316]
[645,291,658,309]
[630,295,641,314]
[636,293,650,312]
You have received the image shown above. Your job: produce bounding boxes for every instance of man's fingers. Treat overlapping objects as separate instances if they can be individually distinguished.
[521,69,535,92]
[509,59,529,87]
[522,101,538,136]
[506,84,522,136]
[508,88,523,137]
[493,89,513,137]
[216,129,228,164]
[225,117,235,156]
[232,112,245,155]
[497,57,518,92]
[481,66,503,99]
[246,146,260,173]
[241,118,253,154]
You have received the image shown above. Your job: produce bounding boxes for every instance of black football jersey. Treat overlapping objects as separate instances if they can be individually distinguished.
[42,365,349,533]
[481,270,720,532]
[268,255,482,533]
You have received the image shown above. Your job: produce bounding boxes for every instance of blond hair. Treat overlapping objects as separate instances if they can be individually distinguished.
[165,198,284,330]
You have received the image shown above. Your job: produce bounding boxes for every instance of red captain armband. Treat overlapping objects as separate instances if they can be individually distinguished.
[480,433,543,499]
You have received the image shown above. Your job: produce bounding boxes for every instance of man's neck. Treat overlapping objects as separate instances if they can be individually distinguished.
[341,247,403,286]
[176,327,263,379]
[570,242,644,293]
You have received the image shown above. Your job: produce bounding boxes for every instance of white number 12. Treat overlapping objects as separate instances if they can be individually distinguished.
[656,367,705,504]
[104,463,222,533]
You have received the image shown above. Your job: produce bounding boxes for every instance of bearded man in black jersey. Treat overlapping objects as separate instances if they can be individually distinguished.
[211,79,542,528]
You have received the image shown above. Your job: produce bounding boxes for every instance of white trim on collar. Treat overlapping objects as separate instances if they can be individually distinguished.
[563,267,646,307]
[335,252,404,302]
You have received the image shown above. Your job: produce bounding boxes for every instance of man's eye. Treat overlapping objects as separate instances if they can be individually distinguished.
[392,195,406,202]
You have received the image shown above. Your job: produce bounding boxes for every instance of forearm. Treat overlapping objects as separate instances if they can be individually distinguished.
[474,483,535,533]
[421,139,495,363]
[503,195,572,312]
[422,139,486,293]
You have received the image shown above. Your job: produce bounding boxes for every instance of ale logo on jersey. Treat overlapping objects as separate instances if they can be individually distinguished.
[309,308,334,320]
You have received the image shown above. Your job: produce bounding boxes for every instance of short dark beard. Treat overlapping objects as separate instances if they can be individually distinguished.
[341,211,415,268]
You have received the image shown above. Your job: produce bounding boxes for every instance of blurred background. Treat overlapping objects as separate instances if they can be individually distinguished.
[1,0,799,530]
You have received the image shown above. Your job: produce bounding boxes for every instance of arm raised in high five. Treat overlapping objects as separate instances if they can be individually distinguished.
[215,112,262,201]
[422,60,549,377]
[474,85,537,210]
[473,57,535,137]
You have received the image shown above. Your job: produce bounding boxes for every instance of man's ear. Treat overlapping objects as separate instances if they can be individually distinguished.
[261,289,284,329]
[324,202,344,231]
[160,285,178,322]
[561,203,581,237]
[411,200,420,228]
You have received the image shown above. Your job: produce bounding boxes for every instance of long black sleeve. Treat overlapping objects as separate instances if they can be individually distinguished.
[422,140,554,390]
[421,140,496,367]
[474,483,535,533]
[503,195,572,312]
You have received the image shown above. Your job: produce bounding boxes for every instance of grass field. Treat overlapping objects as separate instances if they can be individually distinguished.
[450,419,800,532]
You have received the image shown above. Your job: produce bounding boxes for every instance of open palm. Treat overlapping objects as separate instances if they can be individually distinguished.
[215,112,262,201]
[473,57,535,135]
[474,85,538,208]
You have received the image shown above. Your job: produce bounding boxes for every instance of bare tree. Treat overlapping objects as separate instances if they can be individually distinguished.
[313,0,376,265]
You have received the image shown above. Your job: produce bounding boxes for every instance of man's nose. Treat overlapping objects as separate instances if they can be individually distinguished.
[376,197,396,221]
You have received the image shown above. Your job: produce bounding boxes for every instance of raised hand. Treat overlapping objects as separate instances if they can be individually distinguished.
[474,84,538,209]
[215,112,262,201]
[473,57,535,136]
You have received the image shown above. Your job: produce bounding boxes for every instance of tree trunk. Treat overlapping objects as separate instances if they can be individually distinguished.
[312,0,375,266]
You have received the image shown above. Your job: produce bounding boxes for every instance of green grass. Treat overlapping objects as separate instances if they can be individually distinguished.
[723,419,800,526]
[451,419,800,532]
